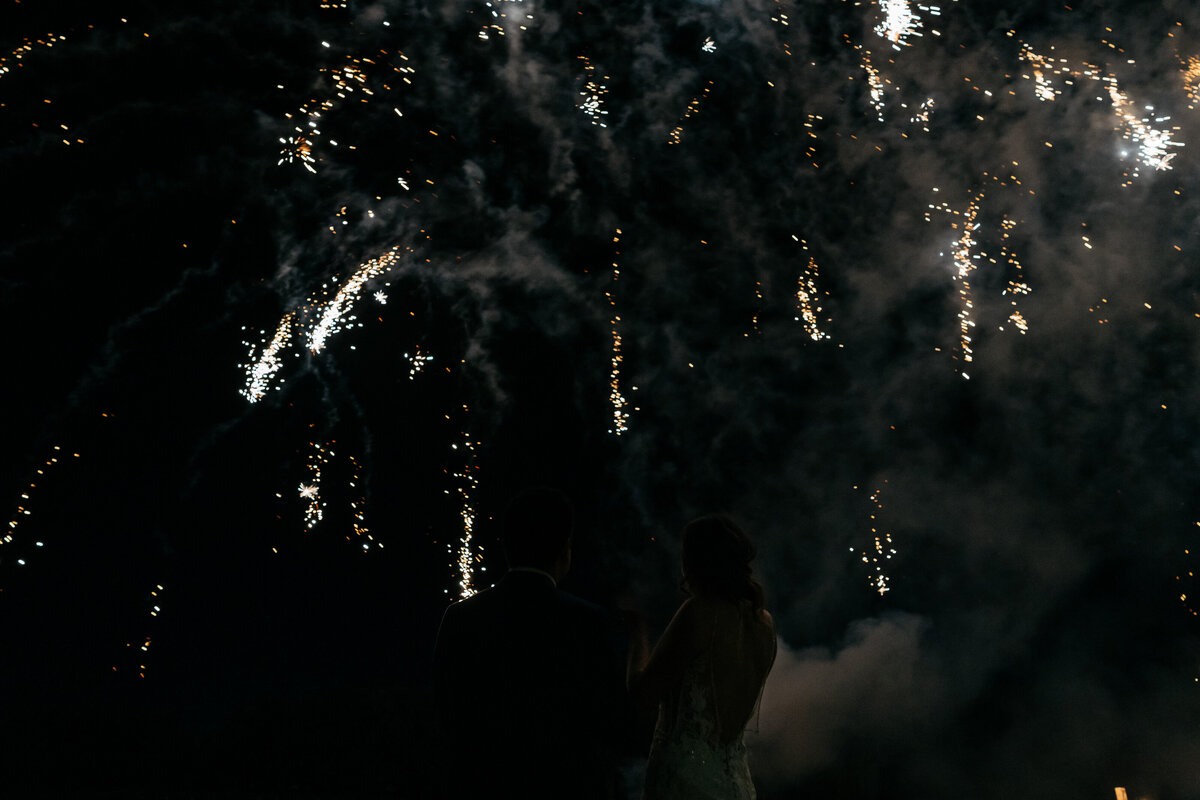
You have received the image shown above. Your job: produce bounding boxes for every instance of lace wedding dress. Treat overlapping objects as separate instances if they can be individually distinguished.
[643,607,770,800]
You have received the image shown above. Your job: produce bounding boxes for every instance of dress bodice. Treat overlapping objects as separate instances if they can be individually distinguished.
[643,644,758,800]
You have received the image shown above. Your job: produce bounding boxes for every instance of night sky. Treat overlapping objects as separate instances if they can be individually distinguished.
[3,0,1200,797]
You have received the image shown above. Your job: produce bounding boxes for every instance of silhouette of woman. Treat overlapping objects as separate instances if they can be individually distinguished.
[628,514,777,799]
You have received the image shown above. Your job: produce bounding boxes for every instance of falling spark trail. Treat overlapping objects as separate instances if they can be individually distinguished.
[0,33,68,80]
[300,441,329,530]
[241,246,412,402]
[241,313,294,403]
[449,414,481,598]
[278,52,414,173]
[792,236,831,341]
[576,56,610,128]
[667,81,714,145]
[3,446,80,573]
[854,485,895,595]
[1019,44,1183,180]
[606,229,630,435]
[846,38,888,121]
[1182,55,1200,109]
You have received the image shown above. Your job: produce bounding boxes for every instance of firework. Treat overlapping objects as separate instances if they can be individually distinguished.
[476,0,531,41]
[792,236,831,341]
[873,1,942,51]
[405,346,434,380]
[575,56,610,128]
[449,414,482,598]
[1182,55,1200,109]
[667,81,715,145]
[852,484,895,595]
[347,454,379,552]
[240,313,294,403]
[606,229,630,435]
[300,441,330,530]
[241,246,411,402]
[0,32,68,80]
[1019,44,1183,180]
[905,97,935,132]
[3,446,80,572]
[278,52,414,173]
[114,583,165,680]
[846,38,888,121]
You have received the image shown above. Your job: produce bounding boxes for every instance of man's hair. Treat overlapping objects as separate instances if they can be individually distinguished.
[502,487,573,570]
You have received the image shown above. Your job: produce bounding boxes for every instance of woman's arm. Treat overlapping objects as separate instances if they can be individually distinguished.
[627,597,706,707]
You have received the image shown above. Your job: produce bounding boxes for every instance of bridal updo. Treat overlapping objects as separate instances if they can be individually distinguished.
[681,514,766,612]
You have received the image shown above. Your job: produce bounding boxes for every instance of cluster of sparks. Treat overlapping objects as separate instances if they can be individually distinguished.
[1019,44,1183,181]
[1181,55,1200,110]
[873,1,942,51]
[606,229,630,436]
[1178,521,1198,619]
[792,236,831,341]
[847,39,889,122]
[926,172,1029,378]
[575,56,610,128]
[0,32,68,81]
[114,584,165,680]
[347,454,378,552]
[905,97,935,132]
[448,415,482,598]
[240,246,411,402]
[667,81,714,145]
[477,0,531,41]
[278,52,414,174]
[404,346,434,380]
[852,485,895,595]
[299,442,329,530]
[3,446,79,571]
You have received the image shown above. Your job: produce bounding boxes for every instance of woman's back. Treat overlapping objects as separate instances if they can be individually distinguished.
[704,597,776,744]
[644,597,776,799]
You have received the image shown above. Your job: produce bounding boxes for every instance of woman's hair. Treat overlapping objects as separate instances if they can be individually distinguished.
[681,514,765,611]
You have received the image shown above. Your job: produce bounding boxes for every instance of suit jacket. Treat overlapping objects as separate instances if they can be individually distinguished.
[432,570,626,799]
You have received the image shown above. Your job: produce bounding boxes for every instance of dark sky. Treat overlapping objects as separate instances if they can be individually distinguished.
[3,0,1200,797]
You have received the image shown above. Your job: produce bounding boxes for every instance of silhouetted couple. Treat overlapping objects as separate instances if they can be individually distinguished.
[432,488,776,799]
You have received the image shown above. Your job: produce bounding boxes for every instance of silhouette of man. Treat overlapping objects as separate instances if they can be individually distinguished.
[432,487,625,799]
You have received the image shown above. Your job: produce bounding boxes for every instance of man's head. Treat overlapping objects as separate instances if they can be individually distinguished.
[502,487,573,581]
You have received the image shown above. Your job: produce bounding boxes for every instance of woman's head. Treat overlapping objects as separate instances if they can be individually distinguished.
[681,514,765,610]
